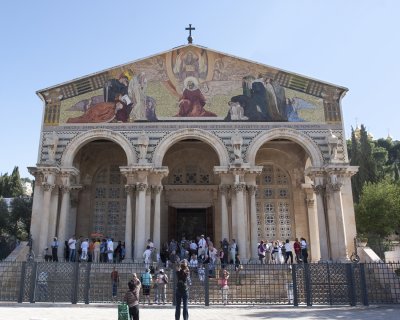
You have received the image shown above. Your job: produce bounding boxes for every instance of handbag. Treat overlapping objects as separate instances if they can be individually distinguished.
[118,303,129,320]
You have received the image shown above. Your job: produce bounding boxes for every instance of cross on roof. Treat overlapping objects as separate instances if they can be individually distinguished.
[185,24,195,44]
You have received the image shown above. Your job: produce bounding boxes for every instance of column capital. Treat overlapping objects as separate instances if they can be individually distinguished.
[124,184,136,194]
[42,183,55,192]
[152,185,163,194]
[312,184,325,195]
[247,185,257,195]
[136,183,148,192]
[233,183,246,193]
[326,182,343,193]
[60,185,71,194]
[219,184,230,194]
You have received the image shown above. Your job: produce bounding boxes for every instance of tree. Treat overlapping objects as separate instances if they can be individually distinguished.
[9,197,32,240]
[0,198,9,235]
[350,127,362,203]
[0,166,24,197]
[355,179,400,237]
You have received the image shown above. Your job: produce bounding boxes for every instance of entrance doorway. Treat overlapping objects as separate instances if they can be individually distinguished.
[168,207,213,242]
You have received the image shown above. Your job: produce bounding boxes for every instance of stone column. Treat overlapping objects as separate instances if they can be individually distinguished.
[313,182,330,260]
[219,185,230,241]
[28,168,44,256]
[57,168,79,260]
[247,185,258,260]
[234,183,247,259]
[152,186,163,250]
[145,187,151,242]
[134,183,147,261]
[48,186,60,243]
[58,185,70,260]
[303,185,321,262]
[326,173,349,261]
[68,186,82,239]
[124,184,135,262]
[230,188,238,242]
[39,182,55,258]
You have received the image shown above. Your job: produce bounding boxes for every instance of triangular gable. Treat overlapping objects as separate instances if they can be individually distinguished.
[38,44,347,125]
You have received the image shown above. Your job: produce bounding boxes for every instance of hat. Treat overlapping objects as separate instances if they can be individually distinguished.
[201,234,204,237]
[54,237,57,240]
[159,269,164,273]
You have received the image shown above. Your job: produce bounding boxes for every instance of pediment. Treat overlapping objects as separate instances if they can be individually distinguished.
[38,44,347,125]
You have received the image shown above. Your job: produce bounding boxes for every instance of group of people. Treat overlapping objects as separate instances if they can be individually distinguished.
[63,235,126,263]
[257,237,309,264]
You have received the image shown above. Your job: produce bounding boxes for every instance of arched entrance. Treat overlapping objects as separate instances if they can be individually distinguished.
[72,140,128,240]
[254,138,311,251]
[161,139,221,243]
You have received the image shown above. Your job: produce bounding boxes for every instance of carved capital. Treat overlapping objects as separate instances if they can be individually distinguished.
[247,185,257,195]
[233,183,246,193]
[125,184,136,194]
[313,184,325,195]
[152,185,163,194]
[60,185,71,194]
[42,183,55,192]
[137,183,148,192]
[326,182,342,193]
[219,184,230,195]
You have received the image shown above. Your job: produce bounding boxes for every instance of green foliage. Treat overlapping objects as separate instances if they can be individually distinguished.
[0,199,9,235]
[355,179,400,237]
[0,166,24,197]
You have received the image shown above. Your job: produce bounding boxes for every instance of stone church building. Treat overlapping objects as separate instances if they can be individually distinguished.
[29,42,358,262]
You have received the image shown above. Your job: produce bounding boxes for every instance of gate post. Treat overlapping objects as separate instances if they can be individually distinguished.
[18,262,27,303]
[205,264,209,306]
[359,263,369,306]
[346,263,356,306]
[71,261,80,304]
[84,263,92,304]
[28,262,37,303]
[304,264,312,306]
[291,264,298,306]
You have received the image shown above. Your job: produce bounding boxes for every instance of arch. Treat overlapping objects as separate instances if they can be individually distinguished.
[61,129,137,167]
[153,128,229,167]
[246,127,324,167]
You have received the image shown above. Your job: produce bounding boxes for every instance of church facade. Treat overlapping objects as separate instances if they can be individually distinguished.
[29,44,358,262]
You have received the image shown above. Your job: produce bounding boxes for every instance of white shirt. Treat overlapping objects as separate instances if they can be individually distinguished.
[81,240,89,251]
[68,238,76,250]
[198,238,206,248]
[284,242,292,252]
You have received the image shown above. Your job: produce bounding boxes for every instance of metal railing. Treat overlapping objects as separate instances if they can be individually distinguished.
[0,261,399,306]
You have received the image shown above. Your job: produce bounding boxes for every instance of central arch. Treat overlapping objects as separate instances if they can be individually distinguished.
[153,128,229,167]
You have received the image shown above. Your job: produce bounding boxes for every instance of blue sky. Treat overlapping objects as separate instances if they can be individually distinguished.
[0,0,398,178]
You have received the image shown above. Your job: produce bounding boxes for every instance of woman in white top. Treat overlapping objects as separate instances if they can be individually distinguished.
[284,239,293,264]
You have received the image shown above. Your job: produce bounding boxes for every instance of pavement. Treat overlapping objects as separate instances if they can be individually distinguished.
[0,303,400,320]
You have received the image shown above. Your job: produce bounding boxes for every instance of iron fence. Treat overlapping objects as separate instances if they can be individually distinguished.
[0,261,399,306]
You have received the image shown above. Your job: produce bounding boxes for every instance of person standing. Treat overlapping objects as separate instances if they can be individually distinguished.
[111,267,119,298]
[229,239,237,264]
[81,238,89,261]
[284,239,293,264]
[68,235,76,262]
[107,238,114,263]
[300,237,308,263]
[175,260,190,320]
[50,237,59,262]
[293,238,301,263]
[234,254,242,285]
[93,238,101,263]
[125,273,141,320]
[143,246,152,268]
[220,269,230,305]
[258,240,266,264]
[140,268,152,305]
[155,268,168,305]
